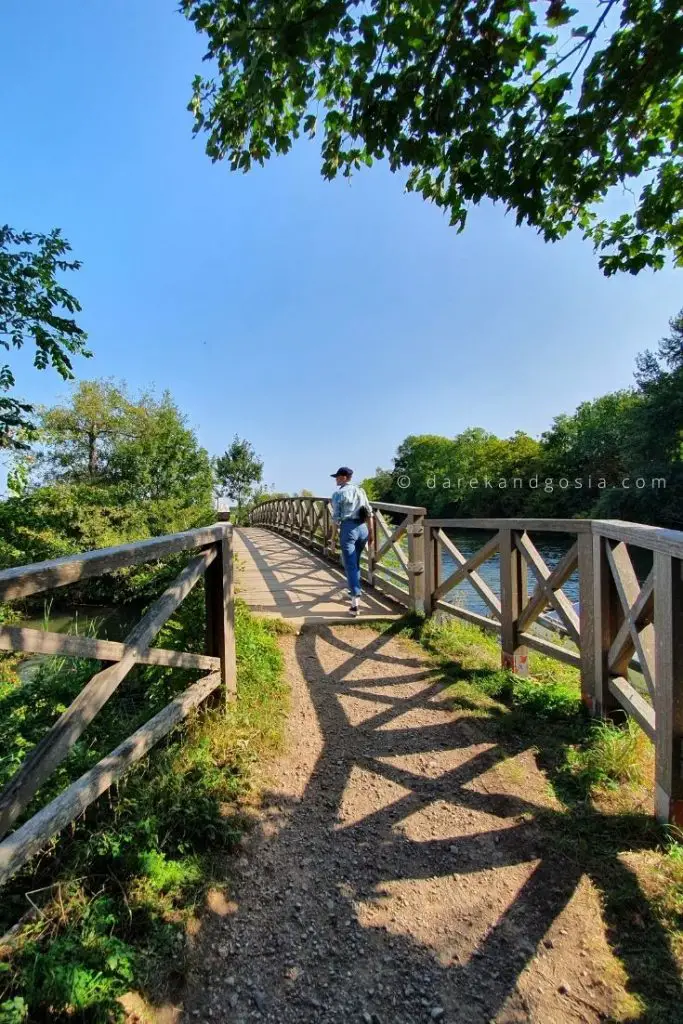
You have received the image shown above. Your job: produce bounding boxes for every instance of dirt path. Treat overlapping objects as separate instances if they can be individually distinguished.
[182,625,623,1024]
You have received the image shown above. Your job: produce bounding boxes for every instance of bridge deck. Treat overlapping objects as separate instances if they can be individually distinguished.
[234,527,401,626]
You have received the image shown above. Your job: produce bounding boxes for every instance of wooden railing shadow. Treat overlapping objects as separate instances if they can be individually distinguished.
[267,624,680,1022]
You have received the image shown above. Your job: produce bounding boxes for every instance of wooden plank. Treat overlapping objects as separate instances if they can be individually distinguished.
[517,541,578,634]
[374,516,409,563]
[364,574,411,607]
[608,676,656,742]
[515,532,580,644]
[435,529,501,619]
[407,513,425,614]
[374,501,427,515]
[374,511,409,570]
[423,523,434,615]
[0,625,219,672]
[0,671,222,888]
[432,531,500,603]
[0,547,216,840]
[594,520,683,560]
[578,532,596,712]
[373,564,409,587]
[366,511,375,586]
[654,552,683,824]
[606,541,640,612]
[0,523,229,602]
[205,530,236,702]
[434,599,501,634]
[499,529,528,674]
[520,632,581,669]
[607,571,655,688]
[606,543,656,698]
[426,518,592,533]
[593,534,622,717]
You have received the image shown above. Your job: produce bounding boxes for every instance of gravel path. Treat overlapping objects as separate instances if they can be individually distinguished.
[182,625,621,1024]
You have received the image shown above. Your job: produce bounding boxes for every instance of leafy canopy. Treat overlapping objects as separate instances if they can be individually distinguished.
[184,0,683,275]
[0,380,215,570]
[214,435,264,511]
[38,379,214,504]
[0,226,89,445]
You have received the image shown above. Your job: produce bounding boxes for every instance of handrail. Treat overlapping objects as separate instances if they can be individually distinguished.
[249,495,427,610]
[0,523,236,887]
[250,500,683,826]
[253,496,427,516]
[0,522,230,602]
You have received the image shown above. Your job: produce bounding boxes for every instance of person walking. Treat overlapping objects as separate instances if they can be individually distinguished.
[330,466,373,616]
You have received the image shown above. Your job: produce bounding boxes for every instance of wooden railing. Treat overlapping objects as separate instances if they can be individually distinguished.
[249,495,427,612]
[0,522,235,887]
[250,500,683,825]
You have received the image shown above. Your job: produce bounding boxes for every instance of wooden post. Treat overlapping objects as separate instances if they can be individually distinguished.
[205,526,237,702]
[592,533,622,718]
[655,552,683,825]
[423,523,433,615]
[366,512,375,587]
[578,532,597,713]
[407,512,425,615]
[499,529,528,675]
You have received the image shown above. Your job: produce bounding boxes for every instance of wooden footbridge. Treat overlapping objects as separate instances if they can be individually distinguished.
[0,500,682,890]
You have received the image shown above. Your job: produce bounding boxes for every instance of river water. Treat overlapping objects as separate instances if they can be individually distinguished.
[435,528,651,617]
[16,603,142,682]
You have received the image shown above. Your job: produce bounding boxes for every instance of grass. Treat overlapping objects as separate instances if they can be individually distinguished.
[0,591,288,1022]
[359,612,682,1022]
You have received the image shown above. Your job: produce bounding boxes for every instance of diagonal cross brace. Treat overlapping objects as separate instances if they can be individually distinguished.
[0,546,217,840]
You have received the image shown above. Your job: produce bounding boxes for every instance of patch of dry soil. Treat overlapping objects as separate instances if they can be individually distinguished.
[182,625,625,1024]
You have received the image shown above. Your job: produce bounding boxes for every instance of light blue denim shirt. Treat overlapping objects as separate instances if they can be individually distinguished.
[330,483,372,524]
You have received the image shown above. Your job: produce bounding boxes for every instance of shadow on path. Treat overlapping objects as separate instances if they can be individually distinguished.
[181,623,681,1024]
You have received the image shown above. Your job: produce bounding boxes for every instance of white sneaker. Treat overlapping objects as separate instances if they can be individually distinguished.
[349,597,360,617]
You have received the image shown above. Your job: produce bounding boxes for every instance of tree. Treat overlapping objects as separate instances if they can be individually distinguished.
[40,379,131,479]
[214,436,264,518]
[360,468,393,501]
[184,0,682,275]
[107,391,213,504]
[39,379,214,504]
[0,382,214,570]
[0,226,89,445]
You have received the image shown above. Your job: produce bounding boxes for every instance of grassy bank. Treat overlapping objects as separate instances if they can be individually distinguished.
[0,594,288,1023]
[368,614,683,1023]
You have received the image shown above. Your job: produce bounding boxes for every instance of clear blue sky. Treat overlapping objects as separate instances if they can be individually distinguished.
[2,1,681,496]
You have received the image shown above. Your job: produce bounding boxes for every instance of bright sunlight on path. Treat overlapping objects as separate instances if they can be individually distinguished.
[181,622,627,1024]
[234,527,401,627]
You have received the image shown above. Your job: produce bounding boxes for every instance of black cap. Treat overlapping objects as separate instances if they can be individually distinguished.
[331,466,353,477]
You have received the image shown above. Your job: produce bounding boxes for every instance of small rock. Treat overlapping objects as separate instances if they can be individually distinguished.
[253,990,266,1011]
[543,938,554,949]
[430,1009,445,1021]
[558,983,571,996]
[362,1012,373,1024]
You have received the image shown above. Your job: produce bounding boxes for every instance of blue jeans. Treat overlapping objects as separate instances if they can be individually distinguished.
[339,519,368,597]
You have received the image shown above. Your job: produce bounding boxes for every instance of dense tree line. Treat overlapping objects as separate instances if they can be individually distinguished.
[0,381,217,605]
[362,309,683,529]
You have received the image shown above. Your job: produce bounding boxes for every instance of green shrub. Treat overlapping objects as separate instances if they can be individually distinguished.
[565,717,649,790]
[0,594,287,1020]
